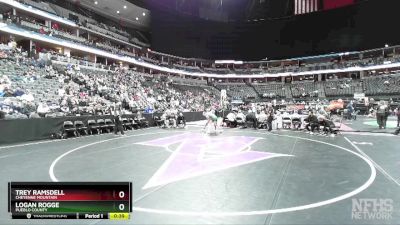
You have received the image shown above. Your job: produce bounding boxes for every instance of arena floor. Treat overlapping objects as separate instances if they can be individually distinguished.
[0,116,399,225]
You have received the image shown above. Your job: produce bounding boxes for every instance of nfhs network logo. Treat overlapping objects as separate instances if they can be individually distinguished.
[352,198,393,220]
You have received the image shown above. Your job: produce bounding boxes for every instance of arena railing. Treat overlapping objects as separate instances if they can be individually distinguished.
[3,17,400,78]
[4,0,400,77]
[0,0,77,27]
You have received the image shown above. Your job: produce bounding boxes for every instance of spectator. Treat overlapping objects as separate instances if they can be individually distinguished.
[37,102,50,117]
[266,110,274,132]
[376,101,389,129]
[396,107,400,127]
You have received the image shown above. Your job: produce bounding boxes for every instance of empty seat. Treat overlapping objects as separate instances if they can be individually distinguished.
[74,120,87,136]
[87,120,100,135]
[282,117,292,128]
[104,118,115,132]
[62,121,77,138]
[122,118,132,130]
[97,119,107,133]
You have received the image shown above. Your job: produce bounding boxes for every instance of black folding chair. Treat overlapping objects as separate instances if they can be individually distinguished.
[292,117,302,130]
[282,117,292,129]
[62,121,77,138]
[139,118,149,128]
[122,118,132,130]
[105,118,115,133]
[97,119,107,133]
[74,120,87,136]
[87,119,100,135]
[131,118,139,130]
[153,116,163,128]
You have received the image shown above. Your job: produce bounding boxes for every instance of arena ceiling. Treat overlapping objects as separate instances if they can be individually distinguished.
[144,0,292,22]
[68,0,150,29]
[126,0,147,9]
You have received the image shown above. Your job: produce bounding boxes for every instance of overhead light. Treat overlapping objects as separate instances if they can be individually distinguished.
[94,1,98,4]
[136,17,139,20]
[124,5,127,9]
[215,60,243,65]
[142,12,146,16]
[385,44,389,48]
[117,10,120,14]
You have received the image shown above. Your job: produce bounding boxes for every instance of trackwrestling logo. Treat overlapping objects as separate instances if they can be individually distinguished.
[351,198,393,220]
[137,133,292,189]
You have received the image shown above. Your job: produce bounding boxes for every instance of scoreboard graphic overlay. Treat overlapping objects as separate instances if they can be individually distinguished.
[8,182,132,220]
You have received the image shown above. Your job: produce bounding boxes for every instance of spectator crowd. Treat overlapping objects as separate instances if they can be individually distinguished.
[0,45,219,120]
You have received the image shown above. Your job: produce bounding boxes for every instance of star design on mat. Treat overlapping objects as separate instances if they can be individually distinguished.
[137,133,293,189]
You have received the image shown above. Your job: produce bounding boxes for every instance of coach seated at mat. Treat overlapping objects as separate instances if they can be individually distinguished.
[245,110,258,129]
[163,109,177,128]
[236,110,245,121]
[304,111,319,133]
[257,111,268,124]
[225,111,237,127]
[318,115,336,135]
[236,110,246,127]
[176,112,186,127]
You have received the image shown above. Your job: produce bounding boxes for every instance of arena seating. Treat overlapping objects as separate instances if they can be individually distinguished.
[49,1,148,46]
[172,84,219,97]
[0,49,220,120]
[252,83,292,99]
[2,0,400,123]
[22,0,57,15]
[215,83,258,99]
[4,0,400,77]
[291,81,320,98]
[363,75,400,96]
[324,79,362,97]
[6,13,400,76]
[3,45,400,120]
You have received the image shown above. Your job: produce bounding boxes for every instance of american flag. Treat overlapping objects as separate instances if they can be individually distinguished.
[294,0,320,15]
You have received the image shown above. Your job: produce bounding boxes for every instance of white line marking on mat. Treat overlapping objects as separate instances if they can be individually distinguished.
[49,131,180,182]
[0,127,156,150]
[51,129,377,217]
[344,137,400,187]
[352,141,373,146]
